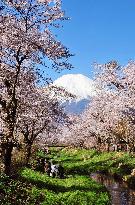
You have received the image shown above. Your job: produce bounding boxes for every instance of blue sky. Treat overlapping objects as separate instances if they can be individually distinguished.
[49,0,135,80]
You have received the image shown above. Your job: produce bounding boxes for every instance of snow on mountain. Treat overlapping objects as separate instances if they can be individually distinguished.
[53,74,96,101]
[53,74,97,114]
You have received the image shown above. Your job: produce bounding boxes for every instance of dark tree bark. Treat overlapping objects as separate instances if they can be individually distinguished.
[4,143,13,175]
[25,142,33,166]
[1,141,13,175]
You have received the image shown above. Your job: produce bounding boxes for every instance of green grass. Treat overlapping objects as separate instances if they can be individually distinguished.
[1,148,135,204]
[54,148,135,177]
[20,168,110,205]
[19,148,112,204]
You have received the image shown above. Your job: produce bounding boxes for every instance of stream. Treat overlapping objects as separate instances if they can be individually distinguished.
[90,173,135,205]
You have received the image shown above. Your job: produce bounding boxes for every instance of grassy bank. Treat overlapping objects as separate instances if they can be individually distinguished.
[56,148,135,186]
[59,148,135,187]
[20,168,109,205]
[57,149,135,175]
[1,148,135,204]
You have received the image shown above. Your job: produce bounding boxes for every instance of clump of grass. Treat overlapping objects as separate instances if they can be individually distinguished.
[20,168,110,205]
[0,173,44,205]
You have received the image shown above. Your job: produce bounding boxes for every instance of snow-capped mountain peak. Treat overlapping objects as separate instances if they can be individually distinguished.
[53,74,96,101]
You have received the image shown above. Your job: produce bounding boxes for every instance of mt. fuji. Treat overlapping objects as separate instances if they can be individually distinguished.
[53,74,97,114]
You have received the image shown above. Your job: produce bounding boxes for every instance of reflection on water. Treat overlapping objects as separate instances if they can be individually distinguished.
[90,173,135,205]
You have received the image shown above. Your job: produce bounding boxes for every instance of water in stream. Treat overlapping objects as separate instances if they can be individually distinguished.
[90,173,135,205]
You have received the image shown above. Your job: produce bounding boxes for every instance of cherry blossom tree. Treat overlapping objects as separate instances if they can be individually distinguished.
[84,61,135,151]
[66,61,135,151]
[0,0,72,174]
[17,86,71,164]
[91,61,135,151]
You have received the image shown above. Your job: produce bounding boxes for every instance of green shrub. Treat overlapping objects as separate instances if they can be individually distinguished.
[0,173,44,205]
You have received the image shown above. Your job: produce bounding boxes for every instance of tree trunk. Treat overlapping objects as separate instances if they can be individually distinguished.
[105,143,109,152]
[25,143,32,166]
[2,143,13,175]
[126,143,130,153]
